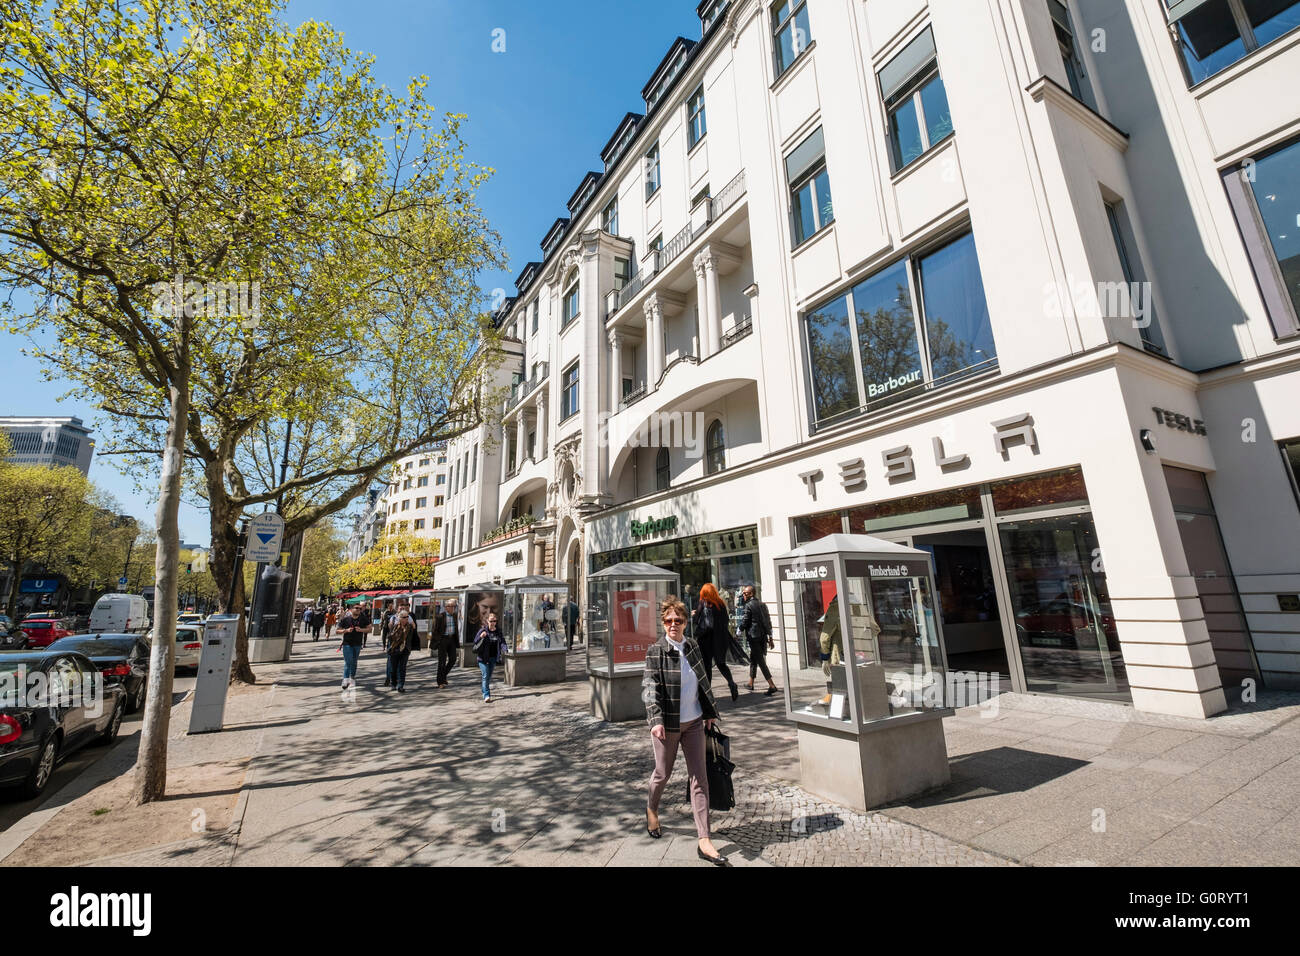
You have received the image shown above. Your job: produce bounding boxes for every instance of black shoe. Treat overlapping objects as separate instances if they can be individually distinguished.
[766,686,778,696]
[697,847,726,866]
[646,810,661,839]
[730,684,739,702]
[398,687,406,694]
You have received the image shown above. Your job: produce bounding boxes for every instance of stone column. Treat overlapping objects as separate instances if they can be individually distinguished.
[499,423,509,483]
[703,250,723,358]
[536,394,548,460]
[515,410,527,471]
[608,329,623,409]
[693,252,713,359]
[644,297,663,388]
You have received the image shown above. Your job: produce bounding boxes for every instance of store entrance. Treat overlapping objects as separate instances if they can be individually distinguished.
[911,529,1011,683]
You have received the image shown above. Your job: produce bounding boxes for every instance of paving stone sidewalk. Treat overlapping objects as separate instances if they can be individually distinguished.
[79,636,1300,867]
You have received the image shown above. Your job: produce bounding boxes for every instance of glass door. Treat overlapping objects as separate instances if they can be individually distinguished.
[997,513,1129,700]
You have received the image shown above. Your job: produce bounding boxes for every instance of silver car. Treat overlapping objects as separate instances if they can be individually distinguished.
[145,624,205,671]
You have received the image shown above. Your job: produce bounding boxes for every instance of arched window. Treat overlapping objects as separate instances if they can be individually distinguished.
[706,420,726,475]
[655,447,670,491]
[562,269,580,326]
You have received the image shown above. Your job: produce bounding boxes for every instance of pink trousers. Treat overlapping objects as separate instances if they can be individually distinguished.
[647,718,710,840]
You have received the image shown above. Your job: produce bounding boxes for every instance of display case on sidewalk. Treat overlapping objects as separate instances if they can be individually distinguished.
[502,575,569,686]
[586,562,680,721]
[773,534,953,810]
[459,582,504,668]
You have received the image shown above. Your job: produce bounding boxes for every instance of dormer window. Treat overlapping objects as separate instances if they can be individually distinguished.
[700,0,727,33]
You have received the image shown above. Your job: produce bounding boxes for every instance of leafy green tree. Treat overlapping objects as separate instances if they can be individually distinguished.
[297,521,345,602]
[0,0,499,801]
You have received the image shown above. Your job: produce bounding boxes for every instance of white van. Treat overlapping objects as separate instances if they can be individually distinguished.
[89,594,151,634]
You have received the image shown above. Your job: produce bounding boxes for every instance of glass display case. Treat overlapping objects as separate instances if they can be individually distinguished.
[503,576,568,653]
[772,533,953,810]
[774,535,949,730]
[586,562,680,721]
[459,583,504,668]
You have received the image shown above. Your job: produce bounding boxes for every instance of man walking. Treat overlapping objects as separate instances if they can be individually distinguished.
[737,585,778,695]
[301,605,313,638]
[434,599,459,688]
[311,607,325,642]
[563,597,580,649]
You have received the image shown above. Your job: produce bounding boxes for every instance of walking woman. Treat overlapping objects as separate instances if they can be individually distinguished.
[472,611,505,703]
[338,607,365,689]
[643,596,726,866]
[692,583,739,702]
[324,606,337,639]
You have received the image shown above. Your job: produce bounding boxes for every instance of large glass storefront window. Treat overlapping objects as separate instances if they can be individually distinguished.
[792,466,1131,702]
[782,576,849,722]
[998,513,1128,699]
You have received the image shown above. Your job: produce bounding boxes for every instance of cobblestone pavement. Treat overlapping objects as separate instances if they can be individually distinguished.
[36,636,1300,866]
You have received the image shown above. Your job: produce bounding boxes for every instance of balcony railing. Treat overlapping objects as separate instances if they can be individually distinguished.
[709,169,746,221]
[610,169,748,319]
[504,362,548,414]
[619,383,648,411]
[721,314,753,349]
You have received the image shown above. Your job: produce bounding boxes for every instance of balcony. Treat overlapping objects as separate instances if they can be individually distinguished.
[504,362,548,417]
[608,169,747,319]
[720,314,752,349]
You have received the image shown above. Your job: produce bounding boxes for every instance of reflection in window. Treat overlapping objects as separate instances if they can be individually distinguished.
[1169,0,1300,84]
[917,232,995,382]
[706,420,726,475]
[772,0,812,78]
[804,294,858,422]
[852,260,923,408]
[879,27,953,172]
[1240,136,1300,324]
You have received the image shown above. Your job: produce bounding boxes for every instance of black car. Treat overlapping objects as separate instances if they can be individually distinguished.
[0,622,26,650]
[43,635,150,713]
[0,651,127,799]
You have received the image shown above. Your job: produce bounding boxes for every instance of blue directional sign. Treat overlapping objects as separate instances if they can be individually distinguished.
[118,576,128,588]
[245,513,286,563]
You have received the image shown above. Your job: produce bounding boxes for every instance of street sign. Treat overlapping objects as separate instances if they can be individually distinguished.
[117,576,128,588]
[245,513,286,563]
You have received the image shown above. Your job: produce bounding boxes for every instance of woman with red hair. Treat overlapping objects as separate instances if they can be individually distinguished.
[692,583,739,702]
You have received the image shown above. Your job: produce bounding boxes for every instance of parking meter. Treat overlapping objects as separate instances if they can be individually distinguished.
[188,614,239,734]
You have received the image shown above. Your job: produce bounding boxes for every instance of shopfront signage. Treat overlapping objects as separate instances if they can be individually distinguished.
[800,414,1039,500]
[1152,407,1207,436]
[631,514,679,540]
[784,565,829,580]
[505,550,523,566]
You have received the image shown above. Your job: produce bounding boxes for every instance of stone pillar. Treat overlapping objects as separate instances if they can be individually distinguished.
[609,330,623,409]
[693,252,713,359]
[536,394,548,460]
[515,411,527,471]
[703,251,723,358]
[499,423,509,483]
[644,298,663,388]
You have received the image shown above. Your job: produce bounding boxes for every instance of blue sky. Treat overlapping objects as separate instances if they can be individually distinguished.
[0,0,697,543]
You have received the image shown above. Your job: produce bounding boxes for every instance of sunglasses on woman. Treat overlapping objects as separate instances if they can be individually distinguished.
[662,617,685,627]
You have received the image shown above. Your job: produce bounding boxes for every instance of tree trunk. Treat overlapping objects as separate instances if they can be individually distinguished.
[133,375,188,805]
[5,550,24,622]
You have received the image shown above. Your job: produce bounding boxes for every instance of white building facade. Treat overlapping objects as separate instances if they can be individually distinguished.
[444,0,1300,720]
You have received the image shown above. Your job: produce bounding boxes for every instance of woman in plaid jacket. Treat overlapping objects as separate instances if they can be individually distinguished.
[642,596,726,865]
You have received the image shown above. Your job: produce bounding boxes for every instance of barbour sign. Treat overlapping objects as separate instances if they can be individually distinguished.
[631,515,678,540]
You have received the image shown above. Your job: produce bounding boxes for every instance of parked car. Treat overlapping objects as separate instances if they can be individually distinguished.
[177,613,205,627]
[0,622,25,650]
[88,594,151,635]
[43,635,150,713]
[18,617,76,649]
[145,624,204,672]
[0,651,127,799]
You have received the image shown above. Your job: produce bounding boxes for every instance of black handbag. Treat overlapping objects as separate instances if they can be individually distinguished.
[705,723,735,812]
